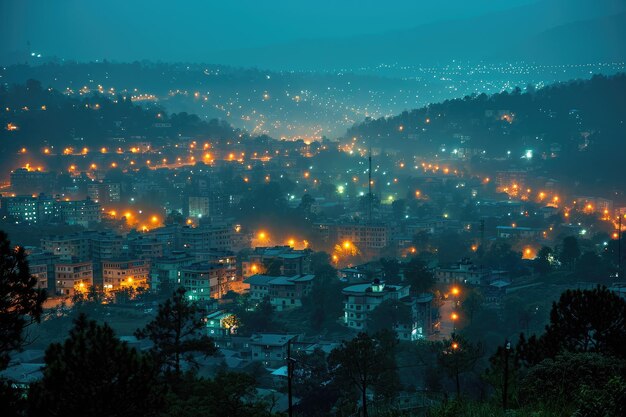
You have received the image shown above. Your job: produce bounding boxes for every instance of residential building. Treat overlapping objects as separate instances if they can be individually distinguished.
[178,262,236,301]
[243,274,315,311]
[55,260,93,296]
[9,168,54,195]
[435,259,491,285]
[41,235,90,260]
[56,198,101,227]
[244,246,311,278]
[342,280,418,340]
[249,334,299,367]
[102,259,150,292]
[205,310,238,338]
[128,235,165,262]
[87,181,121,205]
[180,223,239,254]
[2,194,55,223]
[149,251,195,292]
[496,226,543,239]
[28,251,59,293]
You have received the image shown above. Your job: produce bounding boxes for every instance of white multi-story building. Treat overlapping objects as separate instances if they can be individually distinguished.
[342,280,424,340]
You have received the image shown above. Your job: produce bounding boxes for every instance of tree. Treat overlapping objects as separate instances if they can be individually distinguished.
[306,264,343,331]
[293,348,339,417]
[461,289,484,324]
[533,246,553,275]
[165,210,186,226]
[412,230,431,252]
[518,353,626,412]
[403,257,435,294]
[135,287,217,378]
[28,314,163,417]
[263,258,283,276]
[367,299,412,334]
[391,199,406,221]
[309,251,331,273]
[0,231,46,370]
[436,333,482,398]
[379,258,401,284]
[518,287,626,365]
[574,251,610,282]
[328,331,400,417]
[235,296,279,334]
[560,236,581,269]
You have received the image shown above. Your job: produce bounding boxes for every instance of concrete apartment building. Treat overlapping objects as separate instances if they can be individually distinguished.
[102,259,150,292]
[55,260,94,296]
[243,274,315,311]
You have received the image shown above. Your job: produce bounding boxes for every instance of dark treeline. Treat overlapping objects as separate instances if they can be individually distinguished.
[0,79,240,149]
[347,73,626,191]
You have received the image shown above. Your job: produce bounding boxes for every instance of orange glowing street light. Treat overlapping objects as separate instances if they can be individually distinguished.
[451,342,459,350]
[451,312,459,321]
[451,287,460,296]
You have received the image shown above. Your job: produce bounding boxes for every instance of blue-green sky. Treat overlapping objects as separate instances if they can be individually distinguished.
[1,0,536,60]
[2,0,625,68]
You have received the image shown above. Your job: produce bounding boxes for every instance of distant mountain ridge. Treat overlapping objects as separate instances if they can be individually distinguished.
[210,0,626,70]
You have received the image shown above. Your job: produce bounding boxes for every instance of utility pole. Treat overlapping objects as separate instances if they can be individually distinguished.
[503,339,511,410]
[618,215,622,279]
[287,337,297,417]
[368,145,372,225]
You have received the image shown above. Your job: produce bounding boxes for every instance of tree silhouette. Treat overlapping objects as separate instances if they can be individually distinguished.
[560,236,581,270]
[518,286,626,365]
[135,287,216,378]
[367,299,412,334]
[0,231,46,370]
[403,257,435,294]
[328,330,399,417]
[28,314,163,417]
[436,333,482,398]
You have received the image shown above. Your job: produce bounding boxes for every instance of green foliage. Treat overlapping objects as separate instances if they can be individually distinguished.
[481,240,524,275]
[263,258,283,276]
[162,371,270,417]
[27,314,164,417]
[534,246,553,275]
[379,258,401,284]
[0,231,46,370]
[135,287,216,377]
[234,296,281,335]
[461,289,484,324]
[559,236,581,269]
[519,353,626,410]
[574,250,610,282]
[518,286,626,364]
[573,376,626,417]
[436,334,483,398]
[402,257,435,294]
[305,264,344,331]
[329,330,400,417]
[367,299,412,334]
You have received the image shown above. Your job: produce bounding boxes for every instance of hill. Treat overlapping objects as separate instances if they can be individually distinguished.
[345,73,626,193]
[209,0,626,70]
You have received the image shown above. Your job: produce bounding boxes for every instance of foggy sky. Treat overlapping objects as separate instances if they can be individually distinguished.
[1,0,537,64]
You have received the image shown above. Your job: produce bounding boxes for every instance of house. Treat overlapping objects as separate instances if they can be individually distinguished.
[435,259,491,285]
[55,259,93,296]
[205,310,238,337]
[102,259,150,292]
[249,333,299,367]
[243,274,315,311]
[342,280,424,340]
